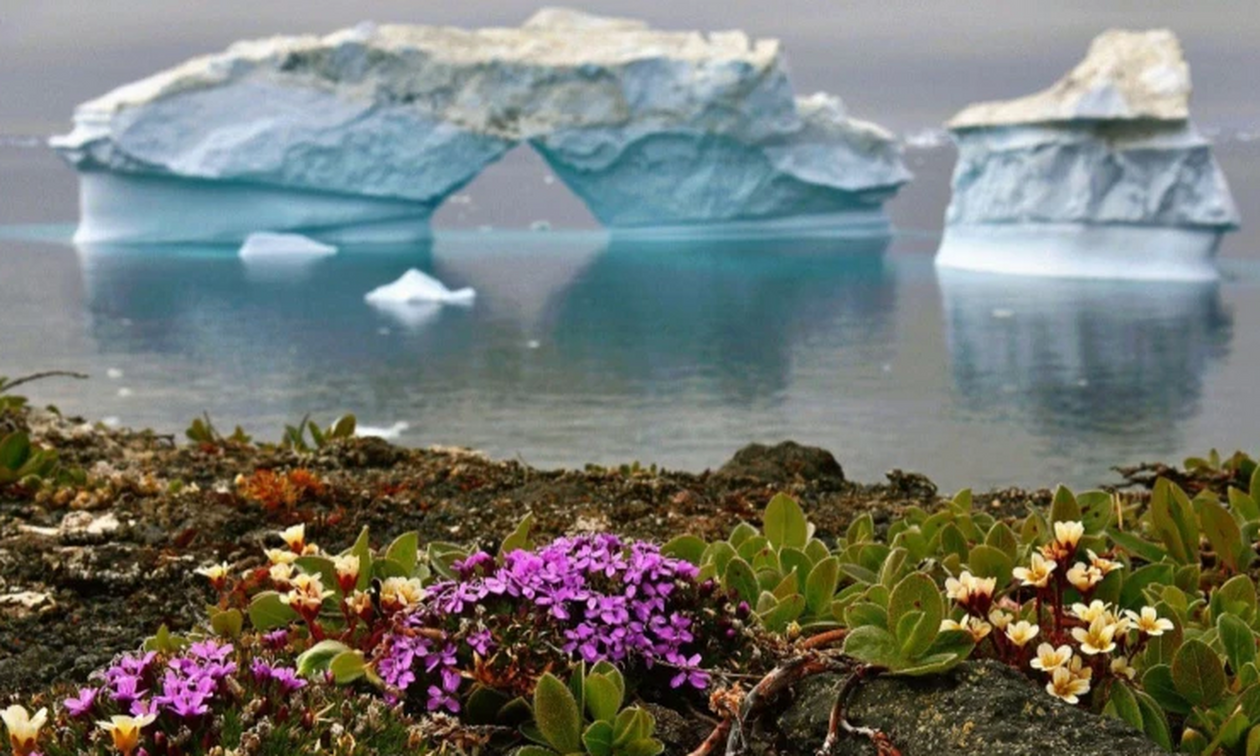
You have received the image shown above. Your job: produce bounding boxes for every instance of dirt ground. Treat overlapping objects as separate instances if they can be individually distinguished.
[1,407,1065,697]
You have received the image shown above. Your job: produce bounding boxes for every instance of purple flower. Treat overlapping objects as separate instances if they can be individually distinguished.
[667,653,710,690]
[467,629,494,656]
[270,667,307,694]
[108,674,146,705]
[63,687,97,717]
[250,658,274,684]
[263,629,289,649]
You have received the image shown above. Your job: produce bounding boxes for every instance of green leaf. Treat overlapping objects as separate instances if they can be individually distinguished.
[1200,495,1245,572]
[210,608,244,638]
[1230,487,1260,523]
[949,488,973,514]
[621,739,665,756]
[728,522,758,548]
[846,514,875,545]
[612,708,653,747]
[583,721,614,756]
[297,640,352,678]
[294,555,339,594]
[1120,563,1175,612]
[248,590,299,630]
[842,625,900,667]
[661,534,706,566]
[1150,478,1198,565]
[1171,638,1226,707]
[763,493,808,550]
[533,672,582,754]
[804,557,840,615]
[937,523,968,561]
[723,558,759,605]
[1133,690,1173,752]
[345,526,374,592]
[331,414,356,439]
[1104,682,1143,731]
[758,594,806,632]
[1142,664,1191,715]
[779,548,813,593]
[1106,527,1167,564]
[1248,726,1260,756]
[736,535,770,563]
[330,650,368,684]
[142,624,188,654]
[887,573,942,660]
[585,672,622,723]
[1050,485,1081,524]
[385,532,419,576]
[967,545,1013,590]
[515,747,557,756]
[501,513,535,556]
[1211,574,1259,624]
[1218,613,1257,673]
[984,522,1018,560]
[0,432,30,470]
[1076,490,1113,533]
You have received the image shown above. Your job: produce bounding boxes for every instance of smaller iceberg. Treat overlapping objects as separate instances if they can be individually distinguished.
[936,29,1239,281]
[355,421,410,440]
[365,269,475,306]
[238,232,337,260]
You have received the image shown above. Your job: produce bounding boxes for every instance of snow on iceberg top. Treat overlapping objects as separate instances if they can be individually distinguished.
[56,9,789,142]
[948,29,1191,130]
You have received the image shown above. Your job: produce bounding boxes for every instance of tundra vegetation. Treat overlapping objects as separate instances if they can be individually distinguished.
[2,376,1260,755]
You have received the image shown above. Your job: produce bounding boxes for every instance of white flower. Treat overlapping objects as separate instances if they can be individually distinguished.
[2,705,47,756]
[283,572,333,617]
[269,562,295,588]
[1046,656,1092,704]
[944,615,992,643]
[945,571,997,608]
[988,609,1014,630]
[1066,563,1103,592]
[1070,600,1110,624]
[1123,606,1174,636]
[379,577,426,613]
[1030,643,1073,672]
[265,548,298,565]
[195,562,230,589]
[1053,521,1085,550]
[1071,617,1118,655]
[280,524,305,552]
[333,554,360,592]
[1013,552,1057,588]
[1086,549,1123,575]
[97,713,156,756]
[1005,620,1040,647]
[1110,656,1137,680]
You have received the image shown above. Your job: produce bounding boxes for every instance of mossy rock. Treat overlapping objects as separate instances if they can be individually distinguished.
[772,660,1167,756]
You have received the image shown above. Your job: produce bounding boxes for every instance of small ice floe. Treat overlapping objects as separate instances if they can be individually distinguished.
[530,220,552,232]
[105,368,124,379]
[365,269,475,306]
[902,127,950,150]
[991,308,1015,319]
[117,387,133,398]
[355,421,410,440]
[527,339,541,349]
[238,231,337,259]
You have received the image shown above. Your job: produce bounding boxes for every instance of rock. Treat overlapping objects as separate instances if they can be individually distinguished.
[936,29,1239,281]
[714,441,845,489]
[50,10,909,243]
[773,661,1167,755]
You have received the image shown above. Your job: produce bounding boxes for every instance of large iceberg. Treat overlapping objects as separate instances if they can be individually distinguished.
[936,29,1239,281]
[50,8,909,244]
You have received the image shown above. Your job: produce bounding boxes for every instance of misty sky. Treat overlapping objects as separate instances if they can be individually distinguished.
[3,1,1259,135]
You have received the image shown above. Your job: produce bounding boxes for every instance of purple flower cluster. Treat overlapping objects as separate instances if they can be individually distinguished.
[65,640,304,723]
[378,534,707,711]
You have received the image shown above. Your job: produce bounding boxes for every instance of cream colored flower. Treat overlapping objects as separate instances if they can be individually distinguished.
[333,554,361,593]
[1005,620,1040,647]
[1070,600,1110,624]
[2,705,47,756]
[1013,552,1057,588]
[280,524,305,552]
[943,615,992,643]
[1110,656,1137,680]
[195,561,231,590]
[1071,617,1118,655]
[96,713,156,756]
[945,571,996,608]
[1053,521,1085,550]
[269,562,295,588]
[1066,563,1104,592]
[265,548,298,565]
[1086,549,1123,575]
[988,609,1014,630]
[380,577,426,613]
[345,590,373,618]
[1124,606,1174,636]
[1030,643,1073,672]
[283,572,333,617]
[1046,656,1092,704]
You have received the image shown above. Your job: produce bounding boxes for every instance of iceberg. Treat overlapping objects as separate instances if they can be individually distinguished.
[365,269,475,306]
[50,8,909,244]
[238,232,337,259]
[936,29,1239,281]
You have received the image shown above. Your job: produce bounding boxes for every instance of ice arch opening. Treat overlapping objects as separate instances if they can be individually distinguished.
[52,9,911,244]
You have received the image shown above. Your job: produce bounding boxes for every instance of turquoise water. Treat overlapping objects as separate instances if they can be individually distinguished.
[3,135,1259,489]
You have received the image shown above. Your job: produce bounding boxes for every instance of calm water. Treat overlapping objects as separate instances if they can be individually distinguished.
[2,2,1259,489]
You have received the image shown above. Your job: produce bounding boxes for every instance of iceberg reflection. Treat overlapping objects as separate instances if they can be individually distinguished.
[939,268,1232,446]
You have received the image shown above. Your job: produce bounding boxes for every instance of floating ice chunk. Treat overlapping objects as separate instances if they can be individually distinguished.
[239,232,337,259]
[105,368,124,379]
[117,387,133,398]
[355,421,409,440]
[530,220,552,232]
[365,269,475,306]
